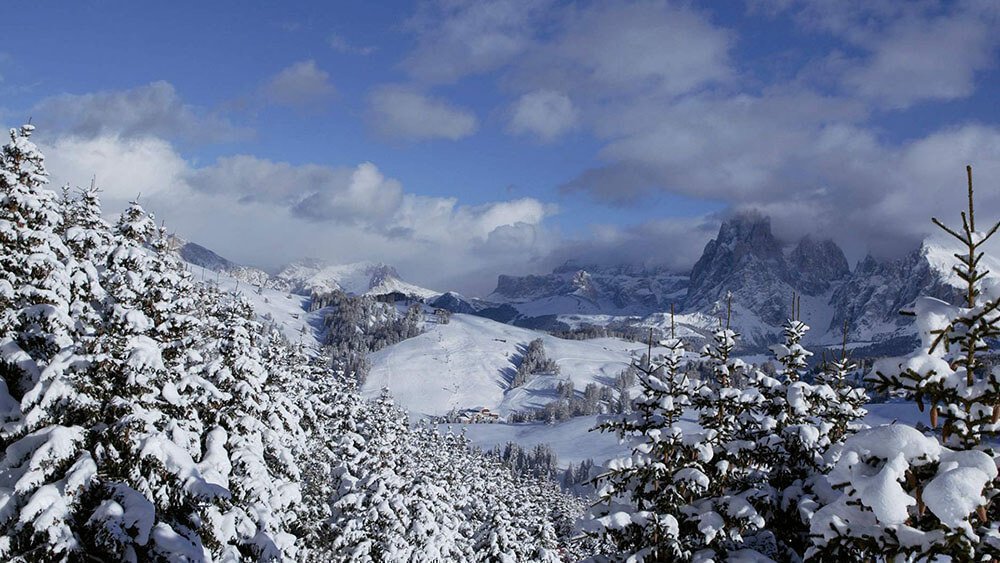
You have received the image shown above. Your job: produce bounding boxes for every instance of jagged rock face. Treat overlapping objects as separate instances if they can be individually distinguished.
[494,273,572,300]
[788,236,850,294]
[570,270,599,301]
[829,246,962,339]
[689,212,786,291]
[686,213,797,326]
[685,213,851,327]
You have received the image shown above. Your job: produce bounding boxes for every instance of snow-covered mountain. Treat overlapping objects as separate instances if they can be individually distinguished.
[171,237,275,288]
[479,213,998,348]
[478,213,846,345]
[830,242,1000,342]
[276,259,440,300]
[171,238,440,302]
[685,212,849,330]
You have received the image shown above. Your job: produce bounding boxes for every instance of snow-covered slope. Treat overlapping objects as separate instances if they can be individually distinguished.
[450,401,926,471]
[364,313,672,416]
[172,236,276,289]
[454,415,643,468]
[182,261,324,352]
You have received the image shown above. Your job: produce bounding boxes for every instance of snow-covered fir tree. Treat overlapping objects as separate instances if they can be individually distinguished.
[0,122,631,561]
[587,308,694,560]
[753,298,867,559]
[0,124,73,395]
[813,325,867,447]
[810,166,1000,560]
[61,185,113,342]
[684,295,771,561]
[587,299,775,561]
[0,123,83,559]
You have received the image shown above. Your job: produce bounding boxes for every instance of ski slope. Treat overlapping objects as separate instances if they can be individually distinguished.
[364,313,676,416]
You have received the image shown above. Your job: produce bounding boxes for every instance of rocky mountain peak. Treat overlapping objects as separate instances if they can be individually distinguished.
[685,213,793,326]
[685,213,855,329]
[716,210,781,252]
[690,212,783,287]
[788,236,850,294]
[367,263,401,290]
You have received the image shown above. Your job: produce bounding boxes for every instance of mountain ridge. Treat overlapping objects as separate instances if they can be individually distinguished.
[177,212,997,348]
[485,213,996,346]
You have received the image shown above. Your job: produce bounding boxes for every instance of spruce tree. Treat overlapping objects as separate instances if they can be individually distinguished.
[686,294,769,561]
[810,166,1000,560]
[61,186,112,343]
[587,296,779,561]
[814,324,867,447]
[0,125,88,559]
[587,307,693,560]
[0,124,73,394]
[328,389,414,560]
[754,297,862,558]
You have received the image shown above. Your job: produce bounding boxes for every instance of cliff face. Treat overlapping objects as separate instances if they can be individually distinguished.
[685,212,849,327]
[828,244,966,340]
[788,236,851,295]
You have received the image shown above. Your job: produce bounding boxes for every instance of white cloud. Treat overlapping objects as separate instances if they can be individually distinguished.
[37,132,556,294]
[843,8,1000,108]
[42,134,189,203]
[563,89,867,204]
[403,0,551,83]
[403,0,734,149]
[32,81,251,143]
[755,0,1000,108]
[262,60,336,109]
[185,155,403,225]
[367,85,478,141]
[507,90,578,141]
[522,1,732,96]
[559,76,1000,258]
[329,33,376,55]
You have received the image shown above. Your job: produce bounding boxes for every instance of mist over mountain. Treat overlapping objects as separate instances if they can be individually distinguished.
[178,205,999,351]
[483,212,994,345]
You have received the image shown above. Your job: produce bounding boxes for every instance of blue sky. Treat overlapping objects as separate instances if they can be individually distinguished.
[1,1,998,293]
